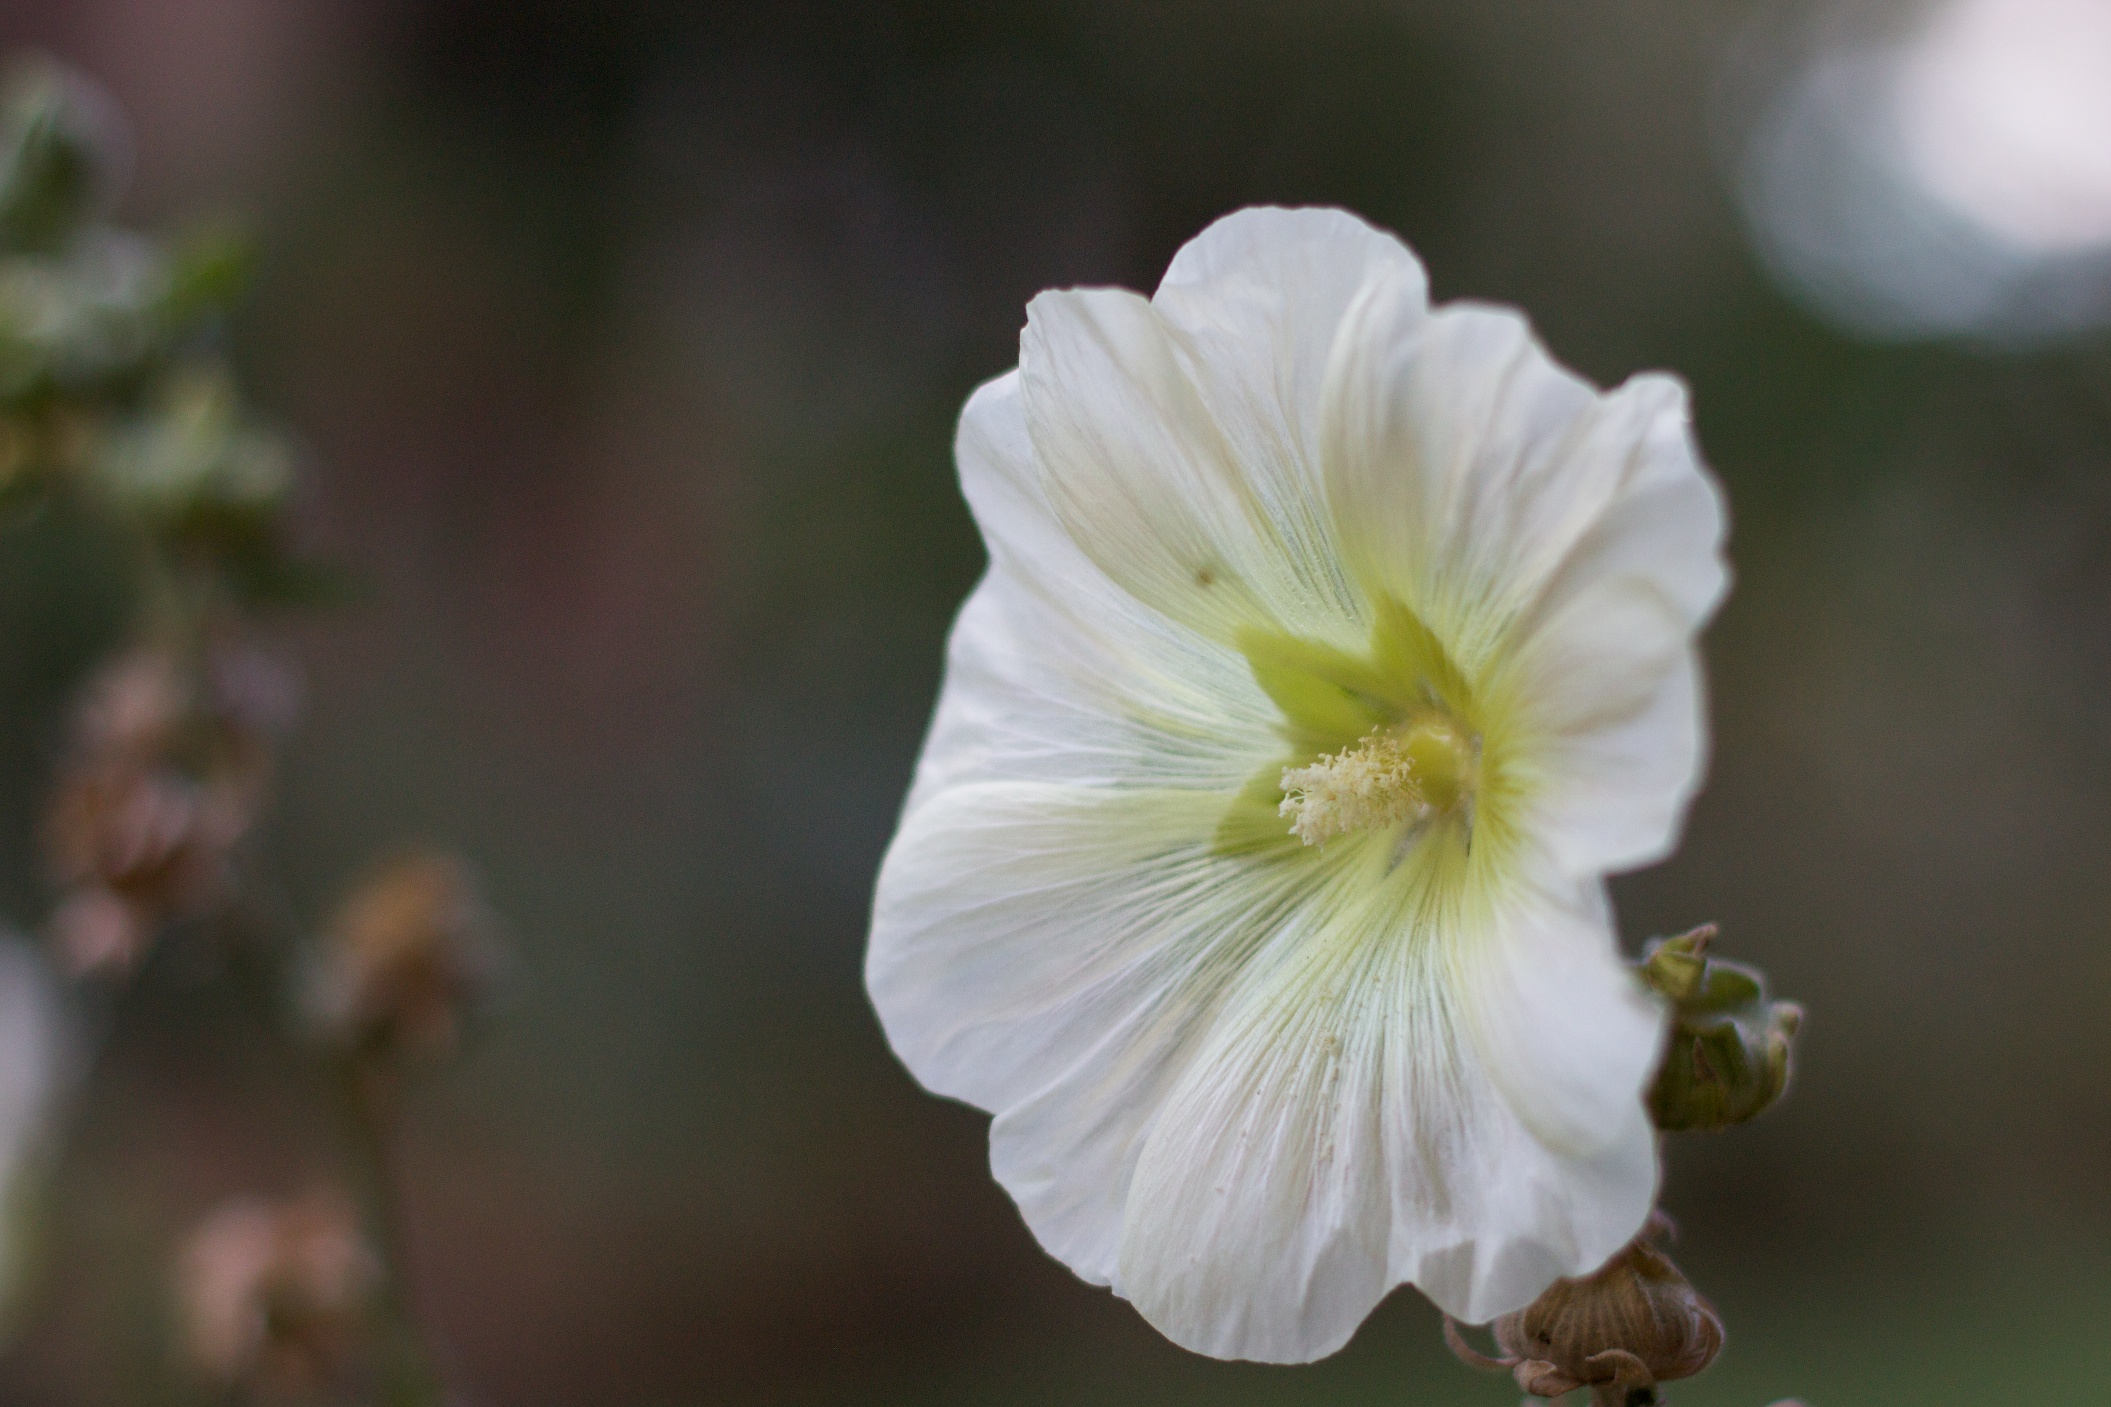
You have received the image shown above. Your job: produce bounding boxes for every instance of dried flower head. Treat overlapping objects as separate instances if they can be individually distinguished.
[70,646,189,762]
[177,1189,378,1402]
[69,640,298,781]
[44,764,247,975]
[1446,1213,1723,1406]
[308,852,502,1061]
[42,640,297,977]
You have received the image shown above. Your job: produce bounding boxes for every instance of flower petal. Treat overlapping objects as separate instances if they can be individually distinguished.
[1496,377,1728,872]
[1499,576,1711,875]
[1320,281,1594,653]
[903,372,1276,817]
[1116,853,1661,1360]
[1020,288,1357,647]
[1418,867,1663,1322]
[1318,274,1727,872]
[1112,858,1399,1362]
[1153,208,1431,603]
[867,782,1329,1284]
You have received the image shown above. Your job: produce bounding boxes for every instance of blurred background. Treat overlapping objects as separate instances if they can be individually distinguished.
[0,0,2106,1402]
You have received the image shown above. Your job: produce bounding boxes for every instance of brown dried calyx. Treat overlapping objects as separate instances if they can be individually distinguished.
[43,640,299,976]
[1445,1213,1723,1407]
[177,1188,379,1402]
[308,851,503,1063]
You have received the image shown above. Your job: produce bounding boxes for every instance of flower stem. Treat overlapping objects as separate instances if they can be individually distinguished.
[1593,1388,1658,1407]
[337,1061,452,1407]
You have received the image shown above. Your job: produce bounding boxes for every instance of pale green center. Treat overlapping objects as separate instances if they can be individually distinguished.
[1277,714,1478,846]
[1213,596,1513,877]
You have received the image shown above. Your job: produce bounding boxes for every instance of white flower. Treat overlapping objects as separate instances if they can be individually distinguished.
[866,208,1728,1363]
[0,937,71,1333]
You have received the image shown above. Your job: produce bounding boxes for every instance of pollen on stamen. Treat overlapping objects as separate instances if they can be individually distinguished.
[1278,717,1476,847]
[1278,732,1428,846]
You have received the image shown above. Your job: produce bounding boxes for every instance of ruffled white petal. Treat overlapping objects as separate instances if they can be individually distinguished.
[903,371,1276,818]
[868,783,1329,1285]
[1420,871,1662,1321]
[1018,285,1333,642]
[1500,577,1710,877]
[1318,270,1728,874]
[1497,378,1727,873]
[1152,208,1430,613]
[1117,847,1660,1360]
[873,781,1660,1362]
[1110,850,1400,1361]
[1015,207,1426,650]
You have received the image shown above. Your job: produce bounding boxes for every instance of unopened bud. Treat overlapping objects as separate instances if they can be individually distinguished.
[307,852,502,1062]
[0,57,129,254]
[1641,925,1803,1133]
[1446,1213,1723,1406]
[177,1189,378,1402]
[89,365,293,529]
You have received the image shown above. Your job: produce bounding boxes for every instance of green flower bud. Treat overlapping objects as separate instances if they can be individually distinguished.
[0,232,163,400]
[89,365,291,524]
[155,225,254,330]
[0,57,129,255]
[1641,925,1803,1133]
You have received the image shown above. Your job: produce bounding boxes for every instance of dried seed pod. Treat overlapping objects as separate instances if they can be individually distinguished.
[177,1189,378,1403]
[70,640,299,784]
[307,852,503,1063]
[1446,1213,1723,1406]
[43,764,247,975]
[42,639,298,976]
[69,647,188,762]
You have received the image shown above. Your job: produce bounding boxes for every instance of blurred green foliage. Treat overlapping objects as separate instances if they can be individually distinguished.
[0,55,323,622]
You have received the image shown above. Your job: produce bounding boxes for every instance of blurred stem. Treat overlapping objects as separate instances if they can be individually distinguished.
[134,536,218,663]
[337,1060,451,1407]
[1593,1389,1656,1407]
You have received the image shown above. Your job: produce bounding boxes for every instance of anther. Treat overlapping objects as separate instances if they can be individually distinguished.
[1278,715,1475,846]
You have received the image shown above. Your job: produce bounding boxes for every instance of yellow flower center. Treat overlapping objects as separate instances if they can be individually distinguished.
[1277,714,1478,846]
[1213,598,1512,874]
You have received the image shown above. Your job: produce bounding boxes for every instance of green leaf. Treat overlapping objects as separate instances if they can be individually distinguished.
[157,223,254,330]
